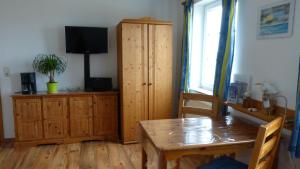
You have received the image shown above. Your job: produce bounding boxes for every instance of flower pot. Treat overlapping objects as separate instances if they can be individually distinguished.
[47,82,58,94]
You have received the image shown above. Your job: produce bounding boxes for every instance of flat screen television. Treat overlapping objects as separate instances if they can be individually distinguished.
[65,26,108,54]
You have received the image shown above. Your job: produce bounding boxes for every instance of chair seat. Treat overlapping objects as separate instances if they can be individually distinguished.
[197,156,248,169]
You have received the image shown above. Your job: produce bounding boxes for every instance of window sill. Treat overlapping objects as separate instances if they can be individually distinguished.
[189,87,213,95]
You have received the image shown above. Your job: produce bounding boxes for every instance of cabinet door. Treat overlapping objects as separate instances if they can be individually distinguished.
[119,23,149,143]
[93,95,117,136]
[69,96,93,137]
[148,24,173,120]
[14,98,43,141]
[42,97,68,139]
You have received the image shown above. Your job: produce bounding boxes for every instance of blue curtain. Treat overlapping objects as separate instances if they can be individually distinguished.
[289,58,300,158]
[213,0,237,114]
[180,0,193,92]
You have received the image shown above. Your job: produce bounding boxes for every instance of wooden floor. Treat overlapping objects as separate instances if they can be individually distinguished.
[0,141,201,169]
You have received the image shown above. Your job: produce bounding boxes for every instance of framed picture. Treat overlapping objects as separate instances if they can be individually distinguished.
[257,0,295,39]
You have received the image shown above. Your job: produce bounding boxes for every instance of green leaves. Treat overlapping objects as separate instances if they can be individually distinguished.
[33,54,67,83]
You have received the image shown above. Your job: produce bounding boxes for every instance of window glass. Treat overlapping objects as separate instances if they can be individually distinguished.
[190,0,222,94]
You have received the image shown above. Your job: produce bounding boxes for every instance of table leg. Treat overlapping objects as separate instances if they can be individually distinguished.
[142,148,147,169]
[272,142,280,169]
[174,159,180,169]
[229,153,236,159]
[159,153,167,169]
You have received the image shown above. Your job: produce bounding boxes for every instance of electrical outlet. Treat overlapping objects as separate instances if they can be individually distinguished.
[3,67,10,77]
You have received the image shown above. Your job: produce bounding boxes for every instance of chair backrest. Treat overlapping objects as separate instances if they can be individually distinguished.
[178,92,219,118]
[248,116,285,169]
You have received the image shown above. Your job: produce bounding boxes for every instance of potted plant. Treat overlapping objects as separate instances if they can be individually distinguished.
[33,54,67,93]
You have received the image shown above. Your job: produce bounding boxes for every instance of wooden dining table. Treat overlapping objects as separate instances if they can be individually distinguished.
[139,116,258,169]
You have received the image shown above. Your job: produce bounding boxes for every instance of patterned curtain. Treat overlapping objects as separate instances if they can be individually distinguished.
[289,58,300,158]
[213,0,237,114]
[180,0,193,92]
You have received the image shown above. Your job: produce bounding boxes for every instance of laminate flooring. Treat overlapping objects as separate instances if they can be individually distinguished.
[0,141,201,169]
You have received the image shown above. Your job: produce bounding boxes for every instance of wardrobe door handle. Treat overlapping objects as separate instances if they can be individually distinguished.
[148,83,153,86]
[142,83,147,86]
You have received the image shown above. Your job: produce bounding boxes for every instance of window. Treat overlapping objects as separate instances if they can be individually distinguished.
[189,0,223,94]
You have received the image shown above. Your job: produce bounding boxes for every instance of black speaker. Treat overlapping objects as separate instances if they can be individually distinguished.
[85,77,112,92]
[21,72,37,94]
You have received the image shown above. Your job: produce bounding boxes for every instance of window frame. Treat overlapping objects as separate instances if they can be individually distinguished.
[189,0,222,95]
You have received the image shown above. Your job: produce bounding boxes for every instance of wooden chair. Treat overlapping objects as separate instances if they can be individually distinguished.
[197,116,285,169]
[177,92,220,167]
[178,92,219,118]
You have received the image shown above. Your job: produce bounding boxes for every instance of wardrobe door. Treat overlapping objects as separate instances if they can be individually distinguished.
[148,24,173,120]
[118,23,148,143]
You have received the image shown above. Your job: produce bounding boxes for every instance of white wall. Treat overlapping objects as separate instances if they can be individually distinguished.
[167,0,184,117]
[0,0,177,138]
[232,0,300,168]
[232,0,300,109]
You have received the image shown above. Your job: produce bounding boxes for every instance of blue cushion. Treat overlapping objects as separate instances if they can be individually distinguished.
[197,156,248,169]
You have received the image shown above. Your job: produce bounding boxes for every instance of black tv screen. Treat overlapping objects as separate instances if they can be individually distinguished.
[65,26,108,54]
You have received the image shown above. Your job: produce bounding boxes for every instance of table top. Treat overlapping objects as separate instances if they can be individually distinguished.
[139,116,258,151]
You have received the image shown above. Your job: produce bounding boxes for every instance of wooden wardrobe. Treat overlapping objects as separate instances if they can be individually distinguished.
[117,19,173,143]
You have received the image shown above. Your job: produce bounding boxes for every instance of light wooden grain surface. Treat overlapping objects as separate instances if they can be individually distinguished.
[69,96,94,138]
[11,91,119,98]
[12,92,119,147]
[248,117,284,169]
[178,92,219,118]
[148,24,173,120]
[117,20,173,144]
[0,142,201,169]
[120,19,173,25]
[140,116,258,151]
[14,98,43,141]
[119,23,148,143]
[42,97,68,139]
[140,116,259,169]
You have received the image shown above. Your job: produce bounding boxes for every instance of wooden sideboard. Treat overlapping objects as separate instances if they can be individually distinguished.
[12,91,118,147]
